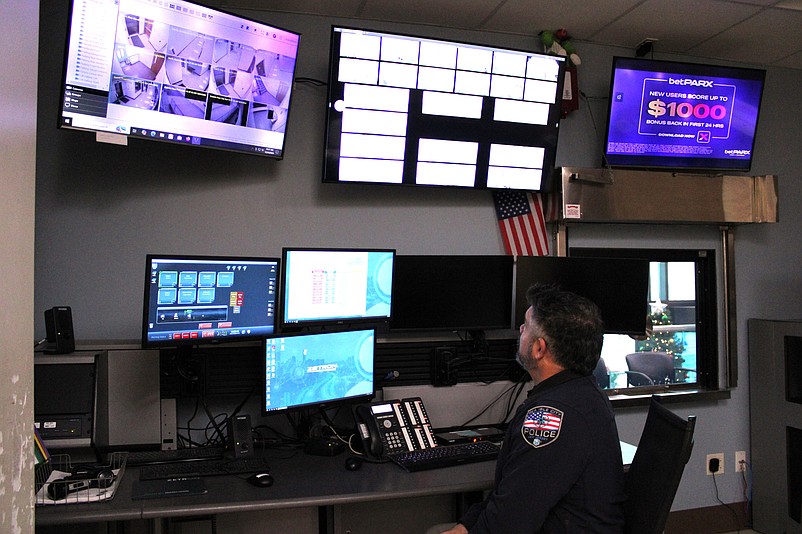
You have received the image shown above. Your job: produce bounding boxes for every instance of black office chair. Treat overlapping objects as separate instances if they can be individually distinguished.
[623,396,696,534]
[625,351,672,386]
[625,351,697,387]
[593,357,610,389]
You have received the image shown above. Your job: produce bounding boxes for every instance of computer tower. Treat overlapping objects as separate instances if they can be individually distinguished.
[94,349,161,450]
[34,353,97,449]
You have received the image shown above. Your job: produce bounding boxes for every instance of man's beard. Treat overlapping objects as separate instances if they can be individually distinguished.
[516,337,534,371]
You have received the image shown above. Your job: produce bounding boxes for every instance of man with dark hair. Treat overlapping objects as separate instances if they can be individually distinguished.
[442,283,625,533]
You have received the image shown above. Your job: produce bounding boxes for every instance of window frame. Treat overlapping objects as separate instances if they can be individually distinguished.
[571,247,719,392]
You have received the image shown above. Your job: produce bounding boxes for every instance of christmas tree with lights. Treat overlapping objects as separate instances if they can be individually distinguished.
[636,298,686,374]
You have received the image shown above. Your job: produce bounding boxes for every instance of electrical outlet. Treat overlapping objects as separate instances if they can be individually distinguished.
[706,453,724,475]
[735,451,747,472]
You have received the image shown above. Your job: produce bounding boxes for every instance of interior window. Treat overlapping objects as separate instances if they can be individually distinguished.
[572,248,717,392]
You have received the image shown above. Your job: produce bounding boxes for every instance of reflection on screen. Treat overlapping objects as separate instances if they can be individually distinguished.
[263,329,375,412]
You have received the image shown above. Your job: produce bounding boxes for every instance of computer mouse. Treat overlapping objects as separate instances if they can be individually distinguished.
[344,456,363,471]
[246,472,274,487]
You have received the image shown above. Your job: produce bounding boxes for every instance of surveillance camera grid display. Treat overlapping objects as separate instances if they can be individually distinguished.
[263,329,375,412]
[62,0,299,156]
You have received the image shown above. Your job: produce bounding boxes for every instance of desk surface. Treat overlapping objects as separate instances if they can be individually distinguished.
[36,440,635,526]
[35,449,496,525]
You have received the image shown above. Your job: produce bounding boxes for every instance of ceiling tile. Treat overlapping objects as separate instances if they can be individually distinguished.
[481,0,644,39]
[686,7,802,65]
[358,0,502,29]
[215,0,366,19]
[591,0,761,52]
[773,48,802,69]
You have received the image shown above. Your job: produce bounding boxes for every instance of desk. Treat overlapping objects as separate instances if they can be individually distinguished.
[35,450,496,532]
[36,441,634,532]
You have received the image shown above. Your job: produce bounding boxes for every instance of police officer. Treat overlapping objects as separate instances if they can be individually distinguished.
[442,283,625,533]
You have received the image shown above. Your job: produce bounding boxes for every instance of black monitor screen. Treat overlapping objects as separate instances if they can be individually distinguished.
[514,256,649,335]
[59,0,300,158]
[263,328,376,413]
[390,255,514,331]
[142,254,279,348]
[280,248,395,328]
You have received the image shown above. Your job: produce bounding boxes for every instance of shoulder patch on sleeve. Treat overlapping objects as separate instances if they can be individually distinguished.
[521,405,563,448]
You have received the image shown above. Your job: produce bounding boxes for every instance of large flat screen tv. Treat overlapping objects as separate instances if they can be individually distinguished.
[142,254,280,348]
[603,56,765,173]
[280,248,396,329]
[59,0,300,158]
[323,26,566,191]
[262,328,376,414]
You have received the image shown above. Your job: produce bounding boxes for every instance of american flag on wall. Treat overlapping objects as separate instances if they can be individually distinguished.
[492,190,556,256]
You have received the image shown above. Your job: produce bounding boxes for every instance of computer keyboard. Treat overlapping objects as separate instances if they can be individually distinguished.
[388,441,501,472]
[125,447,225,467]
[138,456,271,481]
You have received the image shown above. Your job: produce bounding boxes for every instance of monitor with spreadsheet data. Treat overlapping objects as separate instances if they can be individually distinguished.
[280,248,395,329]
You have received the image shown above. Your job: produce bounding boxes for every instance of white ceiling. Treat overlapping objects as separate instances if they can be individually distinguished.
[212,0,802,70]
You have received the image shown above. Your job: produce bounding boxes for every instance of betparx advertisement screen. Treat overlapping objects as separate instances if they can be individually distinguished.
[604,57,765,173]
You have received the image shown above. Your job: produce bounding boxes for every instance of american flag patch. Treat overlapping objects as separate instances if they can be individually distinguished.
[521,406,563,448]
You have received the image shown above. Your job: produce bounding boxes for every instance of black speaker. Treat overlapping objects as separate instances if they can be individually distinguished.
[44,306,75,354]
[227,414,253,458]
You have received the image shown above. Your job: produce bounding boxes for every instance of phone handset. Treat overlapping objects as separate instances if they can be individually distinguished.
[354,404,384,459]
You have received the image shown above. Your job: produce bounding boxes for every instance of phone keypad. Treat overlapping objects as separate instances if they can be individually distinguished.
[383,431,405,452]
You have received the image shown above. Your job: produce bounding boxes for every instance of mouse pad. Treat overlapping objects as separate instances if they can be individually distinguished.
[132,477,208,500]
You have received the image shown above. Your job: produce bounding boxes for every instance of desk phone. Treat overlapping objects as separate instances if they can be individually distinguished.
[354,397,438,459]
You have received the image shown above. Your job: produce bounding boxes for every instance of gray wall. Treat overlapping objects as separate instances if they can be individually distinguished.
[3,1,38,532]
[35,5,802,517]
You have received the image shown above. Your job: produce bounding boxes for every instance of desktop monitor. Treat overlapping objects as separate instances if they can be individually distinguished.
[514,255,649,335]
[59,0,300,158]
[322,26,566,191]
[262,328,376,413]
[142,254,280,348]
[390,255,514,332]
[279,248,396,329]
[603,56,765,173]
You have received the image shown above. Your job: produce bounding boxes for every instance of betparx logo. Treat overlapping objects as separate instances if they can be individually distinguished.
[668,78,714,88]
[724,149,751,157]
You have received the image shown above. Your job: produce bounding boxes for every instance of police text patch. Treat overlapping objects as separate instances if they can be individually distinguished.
[521,406,563,448]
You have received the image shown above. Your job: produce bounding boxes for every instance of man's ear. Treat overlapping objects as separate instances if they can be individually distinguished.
[532,337,548,361]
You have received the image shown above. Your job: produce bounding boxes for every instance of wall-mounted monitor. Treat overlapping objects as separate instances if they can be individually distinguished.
[603,56,765,173]
[142,254,280,348]
[59,0,300,158]
[514,255,649,335]
[322,26,566,191]
[390,255,514,332]
[262,328,376,413]
[280,248,396,329]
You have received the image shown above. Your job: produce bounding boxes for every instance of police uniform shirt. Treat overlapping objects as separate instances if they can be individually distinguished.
[459,370,626,533]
